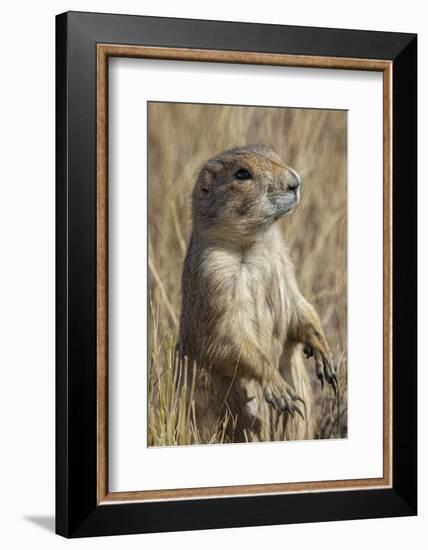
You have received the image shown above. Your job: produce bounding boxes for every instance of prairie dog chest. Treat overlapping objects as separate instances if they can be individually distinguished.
[204,243,290,344]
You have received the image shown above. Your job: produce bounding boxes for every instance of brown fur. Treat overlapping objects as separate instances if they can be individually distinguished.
[178,145,336,442]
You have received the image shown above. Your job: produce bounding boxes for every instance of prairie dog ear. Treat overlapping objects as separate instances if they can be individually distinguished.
[197,162,220,196]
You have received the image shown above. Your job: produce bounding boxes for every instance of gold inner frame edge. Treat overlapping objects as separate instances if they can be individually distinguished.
[96,44,393,505]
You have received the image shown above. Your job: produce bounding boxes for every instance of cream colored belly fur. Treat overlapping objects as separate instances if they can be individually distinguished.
[195,240,314,442]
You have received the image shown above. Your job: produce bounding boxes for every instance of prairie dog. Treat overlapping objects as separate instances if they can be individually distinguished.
[178,145,336,442]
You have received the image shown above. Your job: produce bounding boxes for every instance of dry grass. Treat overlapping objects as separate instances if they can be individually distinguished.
[147,102,347,446]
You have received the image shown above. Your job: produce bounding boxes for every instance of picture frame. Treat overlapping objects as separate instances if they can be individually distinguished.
[56,10,417,538]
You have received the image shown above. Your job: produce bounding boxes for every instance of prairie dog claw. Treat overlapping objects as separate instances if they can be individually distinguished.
[313,349,337,394]
[263,369,305,419]
[303,344,314,359]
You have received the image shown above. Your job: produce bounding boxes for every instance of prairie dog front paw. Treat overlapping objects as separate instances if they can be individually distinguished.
[262,367,305,419]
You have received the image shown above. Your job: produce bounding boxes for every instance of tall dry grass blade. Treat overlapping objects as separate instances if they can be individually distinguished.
[148,254,178,327]
[170,200,187,257]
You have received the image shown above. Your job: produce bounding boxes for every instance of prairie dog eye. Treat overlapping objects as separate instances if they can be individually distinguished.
[235,168,252,181]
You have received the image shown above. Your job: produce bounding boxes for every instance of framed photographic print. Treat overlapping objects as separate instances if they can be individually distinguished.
[56,11,417,538]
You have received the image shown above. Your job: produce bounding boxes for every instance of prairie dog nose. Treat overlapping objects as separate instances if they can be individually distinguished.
[285,167,301,190]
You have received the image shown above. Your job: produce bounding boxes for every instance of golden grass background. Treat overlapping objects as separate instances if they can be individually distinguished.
[147,102,347,446]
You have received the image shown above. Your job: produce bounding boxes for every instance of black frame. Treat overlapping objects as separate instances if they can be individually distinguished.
[56,11,417,538]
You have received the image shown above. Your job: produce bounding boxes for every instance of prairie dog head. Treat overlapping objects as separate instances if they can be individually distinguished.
[192,145,300,242]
